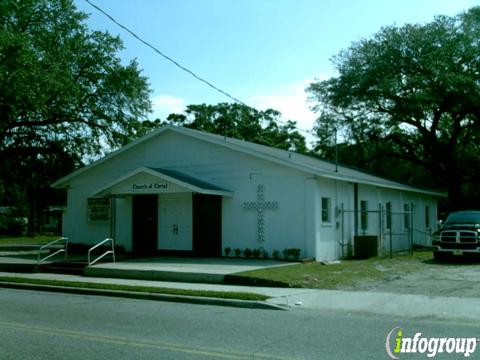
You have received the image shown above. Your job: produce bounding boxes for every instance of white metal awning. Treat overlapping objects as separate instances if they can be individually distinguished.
[92,167,233,197]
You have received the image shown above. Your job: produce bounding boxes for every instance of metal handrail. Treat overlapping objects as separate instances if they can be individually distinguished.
[88,238,115,266]
[37,237,69,265]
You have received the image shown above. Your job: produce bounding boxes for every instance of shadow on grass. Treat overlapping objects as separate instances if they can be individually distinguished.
[422,256,480,266]
[224,274,290,288]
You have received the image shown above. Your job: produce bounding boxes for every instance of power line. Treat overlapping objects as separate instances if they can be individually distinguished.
[85,0,246,106]
[84,0,315,136]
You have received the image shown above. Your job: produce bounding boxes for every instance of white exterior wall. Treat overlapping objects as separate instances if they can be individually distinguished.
[62,184,111,247]
[305,178,320,260]
[335,181,355,258]
[115,196,132,251]
[401,191,438,247]
[355,184,438,255]
[60,129,439,260]
[221,172,308,257]
[62,131,316,258]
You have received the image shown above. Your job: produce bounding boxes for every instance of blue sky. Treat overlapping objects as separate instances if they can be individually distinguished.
[75,0,478,138]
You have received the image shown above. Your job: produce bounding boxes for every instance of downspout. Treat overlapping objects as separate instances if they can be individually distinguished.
[110,195,116,240]
[354,183,359,236]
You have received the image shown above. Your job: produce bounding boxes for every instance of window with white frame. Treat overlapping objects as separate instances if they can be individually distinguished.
[360,200,368,231]
[87,197,110,222]
[321,197,332,223]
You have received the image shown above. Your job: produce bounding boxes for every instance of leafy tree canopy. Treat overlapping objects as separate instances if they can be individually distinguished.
[308,7,480,209]
[0,0,151,231]
[140,103,307,153]
[0,0,151,161]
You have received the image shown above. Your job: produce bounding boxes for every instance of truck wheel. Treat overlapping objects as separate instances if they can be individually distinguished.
[433,251,446,262]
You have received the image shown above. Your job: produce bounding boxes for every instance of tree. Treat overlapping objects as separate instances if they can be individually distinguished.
[160,103,307,153]
[308,7,480,209]
[0,0,151,232]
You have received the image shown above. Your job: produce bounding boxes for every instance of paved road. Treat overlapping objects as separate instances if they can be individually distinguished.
[0,288,478,359]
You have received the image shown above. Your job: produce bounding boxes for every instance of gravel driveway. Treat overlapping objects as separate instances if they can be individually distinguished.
[356,259,480,297]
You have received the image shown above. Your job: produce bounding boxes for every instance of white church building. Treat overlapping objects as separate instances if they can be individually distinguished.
[53,125,443,261]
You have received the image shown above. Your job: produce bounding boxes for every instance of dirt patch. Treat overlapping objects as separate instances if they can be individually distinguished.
[236,251,480,298]
[349,258,480,297]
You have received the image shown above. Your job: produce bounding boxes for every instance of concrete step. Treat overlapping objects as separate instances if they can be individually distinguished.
[84,266,226,284]
[0,261,37,273]
[38,261,88,276]
[0,244,62,251]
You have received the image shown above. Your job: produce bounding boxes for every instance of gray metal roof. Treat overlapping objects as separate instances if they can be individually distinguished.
[92,166,233,197]
[147,167,230,193]
[53,125,445,197]
[171,126,445,197]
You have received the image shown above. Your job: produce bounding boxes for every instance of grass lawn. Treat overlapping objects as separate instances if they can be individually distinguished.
[0,235,58,246]
[0,276,268,301]
[231,251,434,289]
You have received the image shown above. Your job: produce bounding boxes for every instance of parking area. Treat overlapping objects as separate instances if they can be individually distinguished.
[352,256,480,298]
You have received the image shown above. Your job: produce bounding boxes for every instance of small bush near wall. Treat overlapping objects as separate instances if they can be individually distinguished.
[224,247,231,257]
[282,248,301,261]
[226,247,301,261]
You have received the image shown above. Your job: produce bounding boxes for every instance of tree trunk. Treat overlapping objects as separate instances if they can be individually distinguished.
[27,188,39,235]
[445,172,463,211]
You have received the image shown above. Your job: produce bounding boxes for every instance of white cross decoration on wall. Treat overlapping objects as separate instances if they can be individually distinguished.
[243,184,279,243]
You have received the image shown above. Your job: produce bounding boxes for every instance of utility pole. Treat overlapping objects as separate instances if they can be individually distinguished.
[334,126,338,173]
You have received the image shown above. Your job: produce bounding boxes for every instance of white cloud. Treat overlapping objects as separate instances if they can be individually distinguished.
[149,76,332,147]
[151,94,187,120]
[248,78,327,134]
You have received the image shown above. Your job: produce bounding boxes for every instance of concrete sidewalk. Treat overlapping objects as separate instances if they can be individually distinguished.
[85,257,296,283]
[269,289,480,321]
[0,271,307,310]
[1,271,480,321]
[0,271,309,297]
[0,255,297,283]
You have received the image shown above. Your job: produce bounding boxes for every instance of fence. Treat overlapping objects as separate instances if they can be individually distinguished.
[339,203,420,258]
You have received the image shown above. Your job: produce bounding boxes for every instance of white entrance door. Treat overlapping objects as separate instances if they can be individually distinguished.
[158,193,193,251]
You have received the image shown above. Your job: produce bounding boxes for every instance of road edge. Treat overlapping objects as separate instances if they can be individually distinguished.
[0,281,288,311]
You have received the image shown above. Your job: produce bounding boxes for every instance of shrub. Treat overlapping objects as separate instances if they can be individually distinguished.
[234,248,242,258]
[224,247,231,257]
[244,248,253,258]
[290,248,301,260]
[272,249,279,259]
[282,248,301,260]
[252,248,261,258]
[259,247,268,259]
[0,215,27,236]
